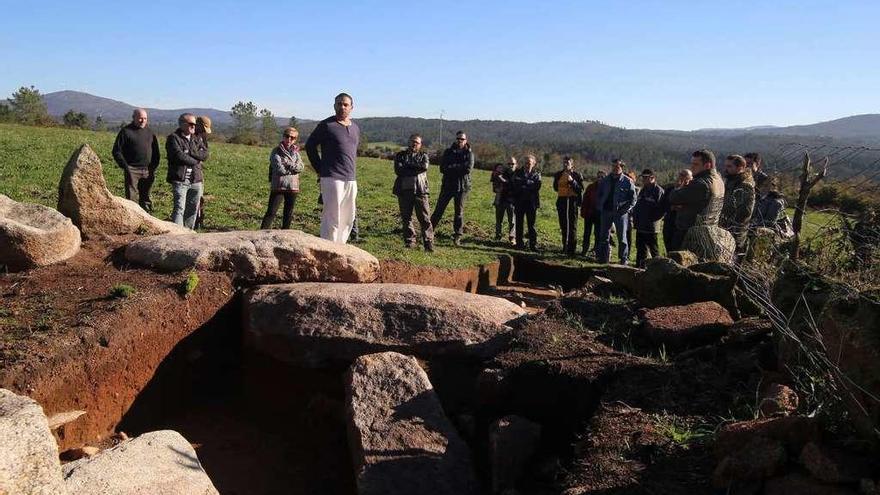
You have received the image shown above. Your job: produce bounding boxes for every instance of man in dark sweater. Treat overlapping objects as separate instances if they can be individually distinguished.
[305,93,359,243]
[430,131,475,246]
[112,108,160,211]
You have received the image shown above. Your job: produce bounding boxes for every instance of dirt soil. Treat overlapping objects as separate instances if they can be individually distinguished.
[0,238,235,449]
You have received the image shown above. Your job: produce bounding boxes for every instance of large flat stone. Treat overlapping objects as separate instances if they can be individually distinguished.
[125,230,380,283]
[0,194,81,271]
[57,144,188,238]
[62,430,218,495]
[640,301,734,347]
[345,352,478,495]
[0,388,67,495]
[243,282,527,366]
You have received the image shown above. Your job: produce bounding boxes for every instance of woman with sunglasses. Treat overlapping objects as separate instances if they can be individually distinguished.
[260,127,304,229]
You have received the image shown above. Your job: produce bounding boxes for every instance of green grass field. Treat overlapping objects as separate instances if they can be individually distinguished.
[0,123,831,269]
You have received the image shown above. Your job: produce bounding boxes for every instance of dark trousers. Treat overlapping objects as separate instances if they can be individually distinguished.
[431,190,467,238]
[495,202,515,241]
[515,204,538,249]
[662,218,676,255]
[556,197,579,254]
[635,232,660,268]
[582,213,601,254]
[669,228,687,252]
[124,166,155,211]
[398,193,434,245]
[260,191,298,229]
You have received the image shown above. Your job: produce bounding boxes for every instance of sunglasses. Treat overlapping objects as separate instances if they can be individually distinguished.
[284,134,297,139]
[456,138,467,141]
[185,122,196,126]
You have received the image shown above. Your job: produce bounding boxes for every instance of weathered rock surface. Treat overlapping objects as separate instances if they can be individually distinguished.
[57,144,187,237]
[800,442,875,484]
[763,473,858,495]
[667,250,699,267]
[489,415,542,493]
[244,283,526,366]
[759,383,799,417]
[345,352,478,495]
[62,430,218,495]
[125,229,380,283]
[712,436,787,487]
[640,301,734,347]
[636,257,736,308]
[0,388,67,495]
[715,416,820,458]
[0,194,81,271]
[682,224,736,263]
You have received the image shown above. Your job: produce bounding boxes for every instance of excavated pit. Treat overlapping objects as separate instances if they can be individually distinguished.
[6,253,608,494]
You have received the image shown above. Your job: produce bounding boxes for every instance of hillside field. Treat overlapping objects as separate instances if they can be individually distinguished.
[0,123,826,268]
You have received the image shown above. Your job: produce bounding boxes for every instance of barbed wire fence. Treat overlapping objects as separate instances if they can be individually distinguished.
[682,142,880,438]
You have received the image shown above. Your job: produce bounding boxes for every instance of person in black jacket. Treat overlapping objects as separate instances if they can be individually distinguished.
[393,134,434,251]
[513,154,542,251]
[491,157,517,244]
[661,169,692,253]
[430,131,474,246]
[112,109,160,212]
[632,169,665,267]
[552,156,584,255]
[165,113,209,229]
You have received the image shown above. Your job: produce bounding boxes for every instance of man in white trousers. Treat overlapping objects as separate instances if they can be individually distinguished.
[305,93,360,243]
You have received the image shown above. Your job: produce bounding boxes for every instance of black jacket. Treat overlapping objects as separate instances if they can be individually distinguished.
[513,167,542,209]
[393,149,430,196]
[165,130,209,183]
[632,183,665,233]
[112,124,160,170]
[439,145,474,193]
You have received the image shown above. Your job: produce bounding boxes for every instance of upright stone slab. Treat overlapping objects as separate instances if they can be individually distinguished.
[125,230,380,283]
[0,388,67,495]
[345,352,478,495]
[0,194,81,271]
[57,144,188,237]
[244,282,527,366]
[682,225,736,263]
[62,430,218,495]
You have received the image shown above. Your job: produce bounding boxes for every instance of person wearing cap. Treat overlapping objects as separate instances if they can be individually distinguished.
[552,156,584,255]
[580,170,606,257]
[596,159,637,264]
[431,131,475,246]
[393,133,435,251]
[260,127,304,229]
[631,168,665,268]
[112,108,160,212]
[305,93,359,243]
[166,113,209,229]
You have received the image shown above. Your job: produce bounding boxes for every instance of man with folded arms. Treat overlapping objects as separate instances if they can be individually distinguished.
[112,108,160,212]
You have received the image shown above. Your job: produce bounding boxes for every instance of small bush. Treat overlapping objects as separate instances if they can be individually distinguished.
[109,284,136,299]
[179,271,199,298]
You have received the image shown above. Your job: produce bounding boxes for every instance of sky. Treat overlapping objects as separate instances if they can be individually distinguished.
[2,0,878,130]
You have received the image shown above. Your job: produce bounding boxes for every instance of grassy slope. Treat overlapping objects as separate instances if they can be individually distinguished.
[0,123,831,269]
[0,124,585,268]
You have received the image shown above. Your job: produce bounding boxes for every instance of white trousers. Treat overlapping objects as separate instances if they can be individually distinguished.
[320,178,358,243]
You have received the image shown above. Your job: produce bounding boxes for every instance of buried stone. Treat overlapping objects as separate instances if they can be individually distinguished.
[243,282,527,366]
[0,194,81,271]
[345,352,479,495]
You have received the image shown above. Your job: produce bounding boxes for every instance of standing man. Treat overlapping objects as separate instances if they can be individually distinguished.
[491,157,517,244]
[431,131,475,246]
[631,169,665,267]
[667,149,725,251]
[305,93,359,243]
[552,156,584,255]
[513,154,542,251]
[661,169,692,253]
[720,154,756,258]
[393,134,434,251]
[596,159,637,264]
[112,108,160,212]
[744,152,767,186]
[166,113,209,229]
[580,170,605,257]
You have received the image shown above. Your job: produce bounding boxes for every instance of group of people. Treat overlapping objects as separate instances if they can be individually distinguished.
[111,93,791,263]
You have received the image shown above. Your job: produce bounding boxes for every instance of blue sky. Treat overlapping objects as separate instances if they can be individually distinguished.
[2,0,878,130]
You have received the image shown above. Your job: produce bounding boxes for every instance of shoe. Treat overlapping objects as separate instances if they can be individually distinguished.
[405,242,417,249]
[453,237,462,247]
[509,237,516,245]
[424,242,435,252]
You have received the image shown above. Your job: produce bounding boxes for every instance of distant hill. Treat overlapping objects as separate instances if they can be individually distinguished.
[696,114,880,141]
[42,90,237,125]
